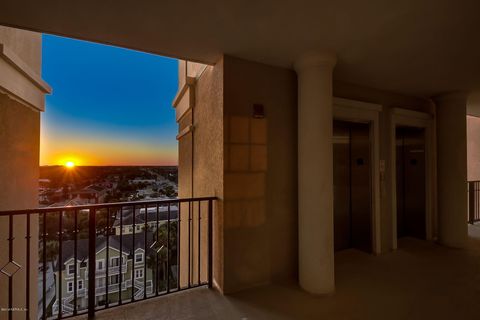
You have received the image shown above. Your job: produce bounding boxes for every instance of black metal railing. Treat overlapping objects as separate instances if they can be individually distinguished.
[0,197,215,320]
[468,181,480,224]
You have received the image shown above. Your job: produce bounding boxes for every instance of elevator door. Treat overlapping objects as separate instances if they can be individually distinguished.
[396,127,426,240]
[333,121,372,252]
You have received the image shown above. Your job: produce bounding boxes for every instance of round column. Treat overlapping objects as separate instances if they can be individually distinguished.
[294,52,337,294]
[435,92,469,248]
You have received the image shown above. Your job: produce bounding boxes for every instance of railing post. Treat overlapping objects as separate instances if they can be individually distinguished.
[88,209,96,318]
[207,199,213,288]
[469,181,475,224]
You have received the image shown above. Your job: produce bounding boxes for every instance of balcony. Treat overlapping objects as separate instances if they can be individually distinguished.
[0,197,215,319]
[61,233,480,320]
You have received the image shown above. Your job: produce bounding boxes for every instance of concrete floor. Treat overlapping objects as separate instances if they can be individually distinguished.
[87,226,480,320]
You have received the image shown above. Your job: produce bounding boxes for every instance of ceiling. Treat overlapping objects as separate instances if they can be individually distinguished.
[1,0,480,98]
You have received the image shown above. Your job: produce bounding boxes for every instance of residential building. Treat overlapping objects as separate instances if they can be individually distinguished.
[52,233,156,315]
[37,262,55,319]
[70,185,107,204]
[112,206,178,236]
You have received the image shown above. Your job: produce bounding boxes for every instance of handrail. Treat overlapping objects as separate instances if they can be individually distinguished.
[0,196,217,216]
[0,196,216,319]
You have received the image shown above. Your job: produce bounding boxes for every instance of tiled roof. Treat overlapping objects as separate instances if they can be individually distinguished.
[112,205,178,227]
[56,232,157,271]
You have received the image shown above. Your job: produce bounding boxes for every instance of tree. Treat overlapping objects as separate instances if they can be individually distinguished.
[146,222,178,291]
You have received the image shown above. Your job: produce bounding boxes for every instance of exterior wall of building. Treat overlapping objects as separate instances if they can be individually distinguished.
[467,115,480,181]
[176,60,224,289]
[0,26,45,320]
[57,248,153,312]
[222,56,297,292]
[176,54,470,294]
[176,56,297,293]
[0,26,42,73]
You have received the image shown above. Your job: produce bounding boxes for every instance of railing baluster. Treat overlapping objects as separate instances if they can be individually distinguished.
[198,201,201,286]
[131,205,135,302]
[473,181,480,222]
[8,214,13,320]
[188,201,191,288]
[469,181,474,223]
[0,197,216,319]
[208,199,213,288]
[73,210,78,315]
[42,213,47,320]
[119,207,123,305]
[26,213,30,320]
[472,182,480,223]
[144,204,147,299]
[155,204,159,296]
[88,209,96,318]
[58,211,63,319]
[106,208,110,308]
[166,203,170,293]
[177,202,181,291]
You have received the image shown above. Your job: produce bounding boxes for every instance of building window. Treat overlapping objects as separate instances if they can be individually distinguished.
[110,275,119,285]
[128,227,133,233]
[67,264,75,275]
[110,257,119,267]
[96,278,106,288]
[136,225,141,231]
[135,253,143,263]
[135,269,144,279]
[67,281,74,293]
[97,260,104,271]
[77,280,84,290]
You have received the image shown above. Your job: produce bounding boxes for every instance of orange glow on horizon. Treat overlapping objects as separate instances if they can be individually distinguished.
[40,135,178,166]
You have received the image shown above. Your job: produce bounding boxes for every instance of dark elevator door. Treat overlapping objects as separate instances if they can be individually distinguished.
[396,126,426,240]
[333,121,372,252]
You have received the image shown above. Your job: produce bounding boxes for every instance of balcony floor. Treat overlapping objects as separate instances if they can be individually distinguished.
[85,225,480,320]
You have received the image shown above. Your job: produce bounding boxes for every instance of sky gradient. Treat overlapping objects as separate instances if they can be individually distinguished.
[40,34,178,166]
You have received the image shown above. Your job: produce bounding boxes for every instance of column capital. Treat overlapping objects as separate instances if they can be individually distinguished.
[294,51,337,73]
[433,91,469,105]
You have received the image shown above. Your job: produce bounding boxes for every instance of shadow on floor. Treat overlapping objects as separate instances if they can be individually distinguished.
[88,234,480,320]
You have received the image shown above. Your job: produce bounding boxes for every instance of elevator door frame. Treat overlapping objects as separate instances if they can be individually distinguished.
[390,108,435,249]
[333,97,382,254]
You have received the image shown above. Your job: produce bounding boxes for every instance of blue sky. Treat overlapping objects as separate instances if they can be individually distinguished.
[40,34,179,166]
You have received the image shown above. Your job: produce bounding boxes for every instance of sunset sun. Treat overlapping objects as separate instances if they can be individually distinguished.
[65,161,75,168]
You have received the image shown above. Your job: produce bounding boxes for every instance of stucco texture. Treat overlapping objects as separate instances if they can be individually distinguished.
[222,56,297,293]
[0,93,40,319]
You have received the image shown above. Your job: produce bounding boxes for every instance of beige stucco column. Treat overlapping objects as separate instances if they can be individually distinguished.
[435,92,468,248]
[294,52,336,294]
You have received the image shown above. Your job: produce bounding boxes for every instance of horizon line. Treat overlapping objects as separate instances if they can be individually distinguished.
[40,164,179,167]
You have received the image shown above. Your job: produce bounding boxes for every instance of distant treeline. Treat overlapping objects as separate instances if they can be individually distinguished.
[39,166,178,188]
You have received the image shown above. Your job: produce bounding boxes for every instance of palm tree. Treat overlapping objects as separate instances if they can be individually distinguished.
[146,222,178,291]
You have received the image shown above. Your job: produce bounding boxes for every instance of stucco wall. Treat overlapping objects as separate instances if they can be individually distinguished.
[178,55,438,294]
[0,93,40,320]
[176,59,224,290]
[436,95,468,247]
[222,56,297,292]
[0,26,42,73]
[467,115,480,181]
[191,60,224,289]
[0,26,42,320]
